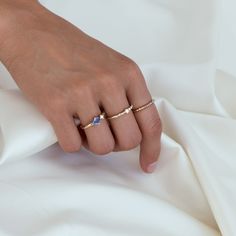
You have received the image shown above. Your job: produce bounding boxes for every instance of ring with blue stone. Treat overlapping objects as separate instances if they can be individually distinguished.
[79,112,106,130]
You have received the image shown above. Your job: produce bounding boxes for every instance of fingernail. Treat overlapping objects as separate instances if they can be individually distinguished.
[147,161,157,173]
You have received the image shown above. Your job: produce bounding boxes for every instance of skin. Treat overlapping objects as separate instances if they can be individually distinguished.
[0,0,162,173]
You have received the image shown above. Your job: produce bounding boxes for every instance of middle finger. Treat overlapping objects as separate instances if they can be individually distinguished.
[100,87,142,151]
[76,95,115,155]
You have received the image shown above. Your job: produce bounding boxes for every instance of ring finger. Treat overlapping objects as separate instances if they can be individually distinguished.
[100,86,142,151]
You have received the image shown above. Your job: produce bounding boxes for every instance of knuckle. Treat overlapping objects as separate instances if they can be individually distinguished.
[61,141,81,153]
[99,75,122,95]
[145,114,162,138]
[46,93,67,113]
[99,79,124,102]
[124,59,145,88]
[73,80,93,99]
[42,97,67,120]
[119,130,142,151]
[125,59,142,78]
[90,139,115,155]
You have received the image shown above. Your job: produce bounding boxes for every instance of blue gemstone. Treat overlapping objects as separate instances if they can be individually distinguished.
[92,116,101,125]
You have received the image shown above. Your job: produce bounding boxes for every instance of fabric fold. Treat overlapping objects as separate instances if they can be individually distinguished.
[1,0,236,235]
[0,89,57,164]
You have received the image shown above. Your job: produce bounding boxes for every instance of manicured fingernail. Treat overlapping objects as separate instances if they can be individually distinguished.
[147,161,157,173]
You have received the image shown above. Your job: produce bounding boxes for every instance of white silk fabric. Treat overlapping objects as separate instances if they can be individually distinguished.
[0,0,236,235]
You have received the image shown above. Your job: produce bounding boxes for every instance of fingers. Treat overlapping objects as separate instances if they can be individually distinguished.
[48,108,82,153]
[126,63,162,173]
[75,93,115,155]
[99,82,142,151]
[135,104,162,173]
[46,61,161,175]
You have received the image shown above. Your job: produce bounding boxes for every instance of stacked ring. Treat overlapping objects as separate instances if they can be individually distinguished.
[106,105,133,120]
[79,98,155,130]
[132,98,155,113]
[79,112,106,130]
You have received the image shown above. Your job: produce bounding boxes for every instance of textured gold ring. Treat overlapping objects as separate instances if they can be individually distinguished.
[79,112,106,130]
[132,98,155,113]
[106,105,133,120]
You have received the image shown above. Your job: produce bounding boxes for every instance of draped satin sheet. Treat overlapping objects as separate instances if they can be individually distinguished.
[0,1,236,235]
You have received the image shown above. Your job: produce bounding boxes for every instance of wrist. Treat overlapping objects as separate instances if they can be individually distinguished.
[0,0,43,66]
[0,0,40,35]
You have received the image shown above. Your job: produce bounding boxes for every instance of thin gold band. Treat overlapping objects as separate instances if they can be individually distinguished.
[106,104,133,120]
[132,98,155,113]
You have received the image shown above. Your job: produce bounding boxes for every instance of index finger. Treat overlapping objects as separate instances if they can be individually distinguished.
[126,63,162,173]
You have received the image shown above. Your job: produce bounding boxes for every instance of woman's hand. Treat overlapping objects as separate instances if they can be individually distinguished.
[0,1,162,173]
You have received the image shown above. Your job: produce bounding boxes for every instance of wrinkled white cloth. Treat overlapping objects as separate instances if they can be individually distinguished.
[0,0,236,236]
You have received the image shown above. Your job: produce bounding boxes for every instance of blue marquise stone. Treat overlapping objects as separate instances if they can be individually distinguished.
[92,116,101,125]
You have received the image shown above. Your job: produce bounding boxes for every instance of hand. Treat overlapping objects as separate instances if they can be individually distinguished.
[0,1,162,173]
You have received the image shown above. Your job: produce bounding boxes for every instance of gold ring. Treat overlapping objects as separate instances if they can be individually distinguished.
[106,105,133,120]
[132,98,155,113]
[79,112,106,130]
